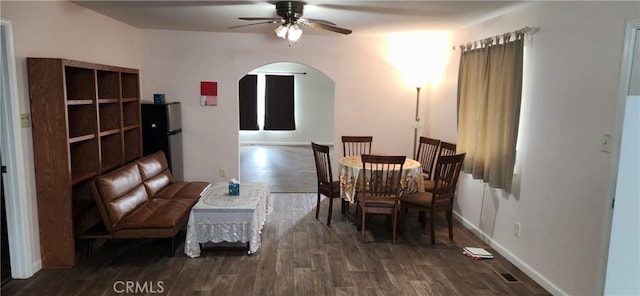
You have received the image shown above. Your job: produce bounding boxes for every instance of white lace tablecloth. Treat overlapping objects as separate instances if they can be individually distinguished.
[338,155,423,203]
[184,182,271,257]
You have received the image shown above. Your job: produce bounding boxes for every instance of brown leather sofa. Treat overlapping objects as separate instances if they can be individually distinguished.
[89,151,210,255]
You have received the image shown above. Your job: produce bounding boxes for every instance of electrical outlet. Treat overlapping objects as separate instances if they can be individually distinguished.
[514,222,521,238]
[219,168,226,177]
[20,113,31,128]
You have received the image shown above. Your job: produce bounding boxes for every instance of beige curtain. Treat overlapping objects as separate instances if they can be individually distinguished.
[457,33,524,191]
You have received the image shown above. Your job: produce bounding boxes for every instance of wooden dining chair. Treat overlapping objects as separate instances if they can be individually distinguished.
[341,136,373,157]
[358,154,406,243]
[311,142,345,226]
[439,141,457,157]
[416,136,441,181]
[399,153,465,244]
[424,141,457,192]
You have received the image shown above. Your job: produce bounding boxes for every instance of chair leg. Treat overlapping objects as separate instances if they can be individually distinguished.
[392,210,397,243]
[398,204,405,234]
[327,195,334,226]
[170,236,176,257]
[315,192,321,219]
[419,210,426,229]
[355,201,362,230]
[86,239,93,259]
[361,208,366,242]
[447,209,453,240]
[430,211,436,244]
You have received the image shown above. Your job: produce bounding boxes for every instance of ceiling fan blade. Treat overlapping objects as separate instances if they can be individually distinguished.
[299,18,336,26]
[228,20,281,30]
[302,21,352,35]
[238,17,282,21]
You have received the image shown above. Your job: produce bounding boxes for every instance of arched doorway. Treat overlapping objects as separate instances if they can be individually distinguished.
[238,62,335,192]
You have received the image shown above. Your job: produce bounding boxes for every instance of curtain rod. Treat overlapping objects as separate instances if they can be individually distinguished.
[248,71,307,75]
[452,26,538,50]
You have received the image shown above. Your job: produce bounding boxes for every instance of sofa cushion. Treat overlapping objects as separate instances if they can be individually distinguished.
[136,151,173,197]
[95,163,149,229]
[154,181,211,201]
[117,199,195,229]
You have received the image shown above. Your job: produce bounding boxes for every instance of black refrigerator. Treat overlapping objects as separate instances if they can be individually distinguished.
[141,102,184,181]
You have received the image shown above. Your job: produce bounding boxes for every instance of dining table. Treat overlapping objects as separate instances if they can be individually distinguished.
[338,154,424,203]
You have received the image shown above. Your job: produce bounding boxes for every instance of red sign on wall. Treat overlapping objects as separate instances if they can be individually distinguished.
[200,81,217,106]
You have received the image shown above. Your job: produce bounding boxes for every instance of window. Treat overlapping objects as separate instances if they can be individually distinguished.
[457,33,524,191]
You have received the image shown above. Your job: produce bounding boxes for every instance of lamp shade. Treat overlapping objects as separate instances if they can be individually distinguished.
[287,24,303,42]
[274,24,289,39]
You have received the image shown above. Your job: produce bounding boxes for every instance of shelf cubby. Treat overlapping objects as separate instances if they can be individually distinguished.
[124,128,141,162]
[97,70,120,100]
[100,133,123,173]
[99,102,121,132]
[68,104,98,139]
[72,181,102,237]
[65,66,96,101]
[121,72,139,99]
[70,138,99,177]
[122,101,140,127]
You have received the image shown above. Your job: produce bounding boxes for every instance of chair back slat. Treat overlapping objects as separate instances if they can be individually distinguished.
[416,136,441,180]
[342,136,373,157]
[432,153,465,203]
[360,154,406,198]
[311,142,333,185]
[439,141,457,157]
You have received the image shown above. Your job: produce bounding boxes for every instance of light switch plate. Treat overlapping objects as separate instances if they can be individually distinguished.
[20,113,31,128]
[601,132,612,153]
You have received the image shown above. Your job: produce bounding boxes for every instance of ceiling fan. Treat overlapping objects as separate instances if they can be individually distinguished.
[228,1,352,43]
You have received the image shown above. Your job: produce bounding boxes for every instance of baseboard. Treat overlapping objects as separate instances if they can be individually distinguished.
[240,141,333,146]
[453,211,566,296]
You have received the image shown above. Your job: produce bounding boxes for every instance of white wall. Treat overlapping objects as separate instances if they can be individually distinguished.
[1,1,140,276]
[238,62,335,145]
[140,30,419,182]
[430,2,640,295]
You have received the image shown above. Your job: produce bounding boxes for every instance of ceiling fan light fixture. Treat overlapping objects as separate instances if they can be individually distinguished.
[274,24,289,38]
[287,23,303,42]
[232,1,351,44]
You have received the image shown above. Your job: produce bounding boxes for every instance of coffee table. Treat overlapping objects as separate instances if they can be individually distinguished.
[184,182,271,257]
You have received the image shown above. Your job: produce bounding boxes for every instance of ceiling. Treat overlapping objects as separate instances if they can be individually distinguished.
[73,1,528,37]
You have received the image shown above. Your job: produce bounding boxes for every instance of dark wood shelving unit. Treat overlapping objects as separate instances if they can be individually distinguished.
[27,58,142,267]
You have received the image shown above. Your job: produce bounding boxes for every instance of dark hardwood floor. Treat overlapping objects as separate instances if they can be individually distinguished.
[2,193,550,296]
[3,146,549,295]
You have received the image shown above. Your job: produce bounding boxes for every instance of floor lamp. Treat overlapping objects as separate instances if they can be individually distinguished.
[412,86,421,158]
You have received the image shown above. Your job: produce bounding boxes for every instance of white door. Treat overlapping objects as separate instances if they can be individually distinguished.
[604,22,640,295]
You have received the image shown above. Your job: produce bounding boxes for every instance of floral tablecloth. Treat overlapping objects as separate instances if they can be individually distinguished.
[338,155,423,203]
[184,182,271,257]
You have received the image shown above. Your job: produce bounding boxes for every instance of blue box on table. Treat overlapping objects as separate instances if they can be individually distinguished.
[153,94,165,104]
[228,182,240,196]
